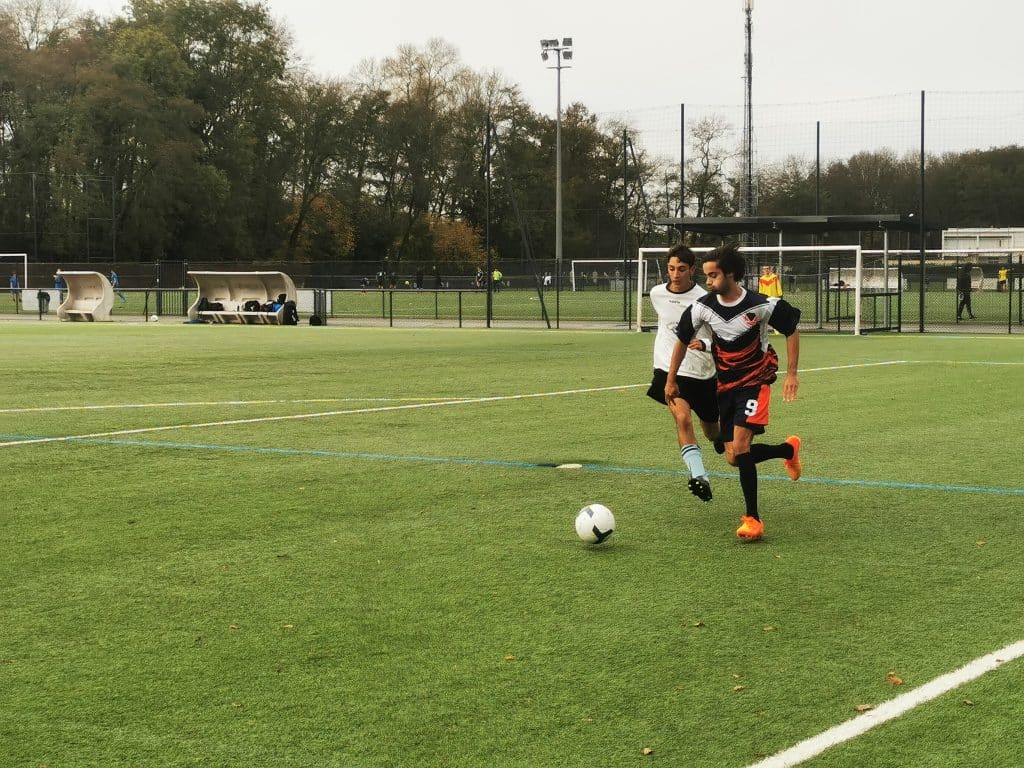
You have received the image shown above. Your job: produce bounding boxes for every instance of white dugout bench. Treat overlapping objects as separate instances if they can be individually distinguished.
[186,271,297,324]
[56,271,115,321]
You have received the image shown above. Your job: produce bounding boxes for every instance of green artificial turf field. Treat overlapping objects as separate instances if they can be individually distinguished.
[2,323,1022,767]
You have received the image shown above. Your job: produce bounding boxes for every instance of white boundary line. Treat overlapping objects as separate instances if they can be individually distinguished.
[0,359,1010,448]
[0,397,444,415]
[0,384,642,449]
[0,361,914,418]
[747,639,1024,768]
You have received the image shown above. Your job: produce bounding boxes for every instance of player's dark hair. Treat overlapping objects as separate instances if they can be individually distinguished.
[706,242,745,282]
[666,243,696,267]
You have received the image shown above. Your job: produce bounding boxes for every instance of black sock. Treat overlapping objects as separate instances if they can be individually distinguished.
[749,442,794,464]
[735,453,759,519]
[713,439,726,455]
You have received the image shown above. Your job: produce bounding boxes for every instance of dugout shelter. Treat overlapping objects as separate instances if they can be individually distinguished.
[56,270,115,322]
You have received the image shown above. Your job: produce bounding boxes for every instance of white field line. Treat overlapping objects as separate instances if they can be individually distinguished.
[0,397,442,415]
[0,359,1002,449]
[0,361,913,418]
[0,384,642,449]
[747,639,1024,768]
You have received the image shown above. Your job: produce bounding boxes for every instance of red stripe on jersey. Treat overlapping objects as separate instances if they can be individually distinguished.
[713,340,779,393]
[747,384,771,425]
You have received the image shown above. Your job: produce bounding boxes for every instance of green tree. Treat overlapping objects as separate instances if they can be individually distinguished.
[685,115,736,218]
[279,74,360,260]
[130,0,290,259]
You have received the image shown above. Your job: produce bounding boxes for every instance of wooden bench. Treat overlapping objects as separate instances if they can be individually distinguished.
[186,271,298,325]
[56,271,115,322]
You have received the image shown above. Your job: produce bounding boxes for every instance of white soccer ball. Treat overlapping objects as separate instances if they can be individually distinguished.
[149,314,159,322]
[575,503,615,544]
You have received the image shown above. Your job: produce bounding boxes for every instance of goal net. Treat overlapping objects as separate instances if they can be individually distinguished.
[636,244,889,334]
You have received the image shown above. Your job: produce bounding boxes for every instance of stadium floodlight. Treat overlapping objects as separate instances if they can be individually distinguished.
[539,36,572,272]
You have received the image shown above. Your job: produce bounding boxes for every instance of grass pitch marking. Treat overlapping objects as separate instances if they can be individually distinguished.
[0,397,445,415]
[0,361,911,450]
[0,384,643,449]
[747,639,1024,768]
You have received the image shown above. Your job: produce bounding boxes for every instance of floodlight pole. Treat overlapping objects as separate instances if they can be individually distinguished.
[743,0,754,216]
[541,38,572,328]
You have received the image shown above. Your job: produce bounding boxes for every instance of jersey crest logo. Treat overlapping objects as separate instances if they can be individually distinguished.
[743,311,760,327]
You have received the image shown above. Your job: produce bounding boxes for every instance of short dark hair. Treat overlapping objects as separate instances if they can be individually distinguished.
[705,242,744,282]
[666,243,696,267]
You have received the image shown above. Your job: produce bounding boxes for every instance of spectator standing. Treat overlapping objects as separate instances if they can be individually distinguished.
[956,263,975,320]
[758,264,783,297]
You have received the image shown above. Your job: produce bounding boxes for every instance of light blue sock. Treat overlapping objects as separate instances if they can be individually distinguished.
[680,444,707,479]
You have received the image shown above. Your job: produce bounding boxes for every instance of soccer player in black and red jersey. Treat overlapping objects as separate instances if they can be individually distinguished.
[665,243,802,541]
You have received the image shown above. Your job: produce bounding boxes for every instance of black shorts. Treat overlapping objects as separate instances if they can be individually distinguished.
[718,384,772,442]
[646,369,719,424]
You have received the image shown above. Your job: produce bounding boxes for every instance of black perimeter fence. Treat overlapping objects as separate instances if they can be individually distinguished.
[3,256,1022,334]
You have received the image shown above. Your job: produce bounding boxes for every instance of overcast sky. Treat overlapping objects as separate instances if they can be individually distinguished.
[76,0,1024,115]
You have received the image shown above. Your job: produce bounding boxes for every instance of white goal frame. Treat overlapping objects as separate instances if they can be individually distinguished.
[636,244,867,334]
[1,254,29,306]
[1,253,28,289]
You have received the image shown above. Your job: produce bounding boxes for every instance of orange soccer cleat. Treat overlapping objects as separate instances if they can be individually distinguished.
[783,435,802,481]
[736,515,764,542]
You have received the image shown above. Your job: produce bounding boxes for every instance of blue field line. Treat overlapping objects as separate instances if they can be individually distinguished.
[4,433,1017,497]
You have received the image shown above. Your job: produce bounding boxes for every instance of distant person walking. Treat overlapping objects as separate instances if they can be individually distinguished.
[997,266,1009,292]
[8,272,19,303]
[54,272,65,303]
[956,263,975,320]
[110,270,127,303]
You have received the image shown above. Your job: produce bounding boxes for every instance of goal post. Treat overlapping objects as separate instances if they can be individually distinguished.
[1,253,29,308]
[636,244,876,334]
[635,247,668,331]
[1,253,28,289]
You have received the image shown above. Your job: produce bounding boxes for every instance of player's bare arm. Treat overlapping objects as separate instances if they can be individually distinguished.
[664,339,687,401]
[783,330,800,402]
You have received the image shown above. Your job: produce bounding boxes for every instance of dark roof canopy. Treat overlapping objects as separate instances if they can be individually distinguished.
[656,214,937,237]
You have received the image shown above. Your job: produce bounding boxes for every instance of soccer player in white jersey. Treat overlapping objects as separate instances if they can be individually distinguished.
[666,243,802,541]
[646,244,721,502]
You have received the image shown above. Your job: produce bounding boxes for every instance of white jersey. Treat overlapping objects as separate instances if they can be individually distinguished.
[650,282,715,380]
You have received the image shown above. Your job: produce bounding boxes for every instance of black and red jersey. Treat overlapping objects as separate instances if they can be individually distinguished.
[675,289,800,393]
